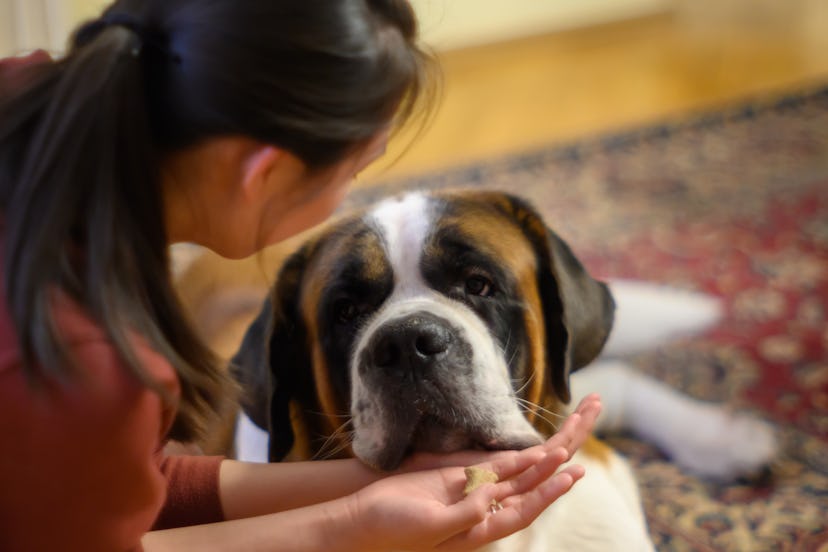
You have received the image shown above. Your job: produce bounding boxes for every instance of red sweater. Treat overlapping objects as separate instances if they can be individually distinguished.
[0,283,226,551]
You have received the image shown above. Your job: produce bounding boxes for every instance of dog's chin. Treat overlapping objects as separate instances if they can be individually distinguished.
[361,414,544,472]
[411,415,482,453]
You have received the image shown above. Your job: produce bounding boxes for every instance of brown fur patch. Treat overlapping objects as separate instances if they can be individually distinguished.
[520,271,551,425]
[437,194,571,426]
[581,435,614,465]
[310,343,341,435]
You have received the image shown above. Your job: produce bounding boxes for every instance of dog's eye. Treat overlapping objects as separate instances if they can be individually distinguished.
[465,275,494,297]
[334,300,359,324]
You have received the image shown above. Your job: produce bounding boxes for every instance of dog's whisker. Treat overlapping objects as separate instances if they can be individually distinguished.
[313,418,354,460]
[513,371,536,397]
[506,347,520,370]
[516,397,566,421]
[498,322,526,372]
[500,329,512,360]
[515,397,565,432]
[315,430,355,461]
[314,436,353,461]
[517,402,561,431]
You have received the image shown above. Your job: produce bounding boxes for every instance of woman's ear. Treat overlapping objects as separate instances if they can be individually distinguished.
[240,145,281,200]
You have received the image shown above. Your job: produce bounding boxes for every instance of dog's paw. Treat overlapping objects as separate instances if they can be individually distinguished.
[669,406,778,480]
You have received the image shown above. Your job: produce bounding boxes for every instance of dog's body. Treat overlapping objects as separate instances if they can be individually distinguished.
[177,190,776,551]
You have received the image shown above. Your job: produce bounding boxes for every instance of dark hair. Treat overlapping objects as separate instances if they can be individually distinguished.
[0,0,434,441]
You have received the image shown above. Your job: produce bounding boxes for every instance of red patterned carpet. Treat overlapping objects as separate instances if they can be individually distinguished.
[354,85,828,551]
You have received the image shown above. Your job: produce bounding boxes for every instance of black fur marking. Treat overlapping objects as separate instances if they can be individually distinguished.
[316,228,394,409]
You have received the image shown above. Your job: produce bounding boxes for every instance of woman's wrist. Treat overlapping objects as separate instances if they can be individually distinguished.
[219,457,385,519]
[316,493,377,552]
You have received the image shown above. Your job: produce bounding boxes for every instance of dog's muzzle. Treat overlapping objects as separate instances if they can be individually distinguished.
[353,309,541,471]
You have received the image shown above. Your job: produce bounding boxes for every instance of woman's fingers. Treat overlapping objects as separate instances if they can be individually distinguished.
[419,484,496,547]
[437,466,583,550]
[574,393,602,423]
[438,449,586,549]
[470,444,568,501]
[568,394,601,456]
[493,447,570,501]
[545,394,602,459]
[468,447,547,484]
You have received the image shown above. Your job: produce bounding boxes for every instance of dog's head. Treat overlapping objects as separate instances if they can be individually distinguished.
[233,191,614,470]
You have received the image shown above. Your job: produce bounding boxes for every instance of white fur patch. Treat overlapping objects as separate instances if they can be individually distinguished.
[369,192,433,297]
[234,412,270,463]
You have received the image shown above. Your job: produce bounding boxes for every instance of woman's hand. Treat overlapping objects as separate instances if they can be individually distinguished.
[342,394,601,551]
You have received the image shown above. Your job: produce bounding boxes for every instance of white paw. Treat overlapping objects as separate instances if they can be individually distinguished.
[669,406,778,480]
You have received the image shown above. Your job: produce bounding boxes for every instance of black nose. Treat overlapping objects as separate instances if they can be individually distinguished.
[370,313,454,376]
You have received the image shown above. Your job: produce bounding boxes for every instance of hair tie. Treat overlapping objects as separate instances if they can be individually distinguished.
[74,13,178,63]
[101,13,146,57]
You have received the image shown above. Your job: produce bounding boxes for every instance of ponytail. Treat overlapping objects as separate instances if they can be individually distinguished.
[0,24,230,441]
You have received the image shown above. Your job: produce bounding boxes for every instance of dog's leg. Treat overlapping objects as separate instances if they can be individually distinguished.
[570,360,777,480]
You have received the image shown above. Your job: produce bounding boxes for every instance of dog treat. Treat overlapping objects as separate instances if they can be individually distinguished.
[464,467,504,513]
[463,466,499,495]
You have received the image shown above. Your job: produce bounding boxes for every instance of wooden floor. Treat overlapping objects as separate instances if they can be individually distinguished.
[360,0,828,185]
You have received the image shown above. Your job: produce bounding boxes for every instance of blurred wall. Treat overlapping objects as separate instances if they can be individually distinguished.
[413,0,672,50]
[68,0,107,23]
[0,0,107,56]
[1,0,673,57]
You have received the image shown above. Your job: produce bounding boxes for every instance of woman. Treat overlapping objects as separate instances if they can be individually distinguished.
[0,1,601,550]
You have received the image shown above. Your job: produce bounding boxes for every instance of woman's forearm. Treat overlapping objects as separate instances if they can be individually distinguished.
[219,458,383,520]
[142,496,365,552]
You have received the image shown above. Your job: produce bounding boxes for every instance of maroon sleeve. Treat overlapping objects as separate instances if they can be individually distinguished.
[0,293,183,552]
[153,455,226,529]
[0,339,175,552]
[0,50,53,99]
[0,275,226,551]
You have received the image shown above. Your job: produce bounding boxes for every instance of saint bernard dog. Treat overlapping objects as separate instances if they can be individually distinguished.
[180,190,777,551]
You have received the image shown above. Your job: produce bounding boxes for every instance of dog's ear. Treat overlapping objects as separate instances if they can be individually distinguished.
[230,247,313,461]
[492,193,615,404]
